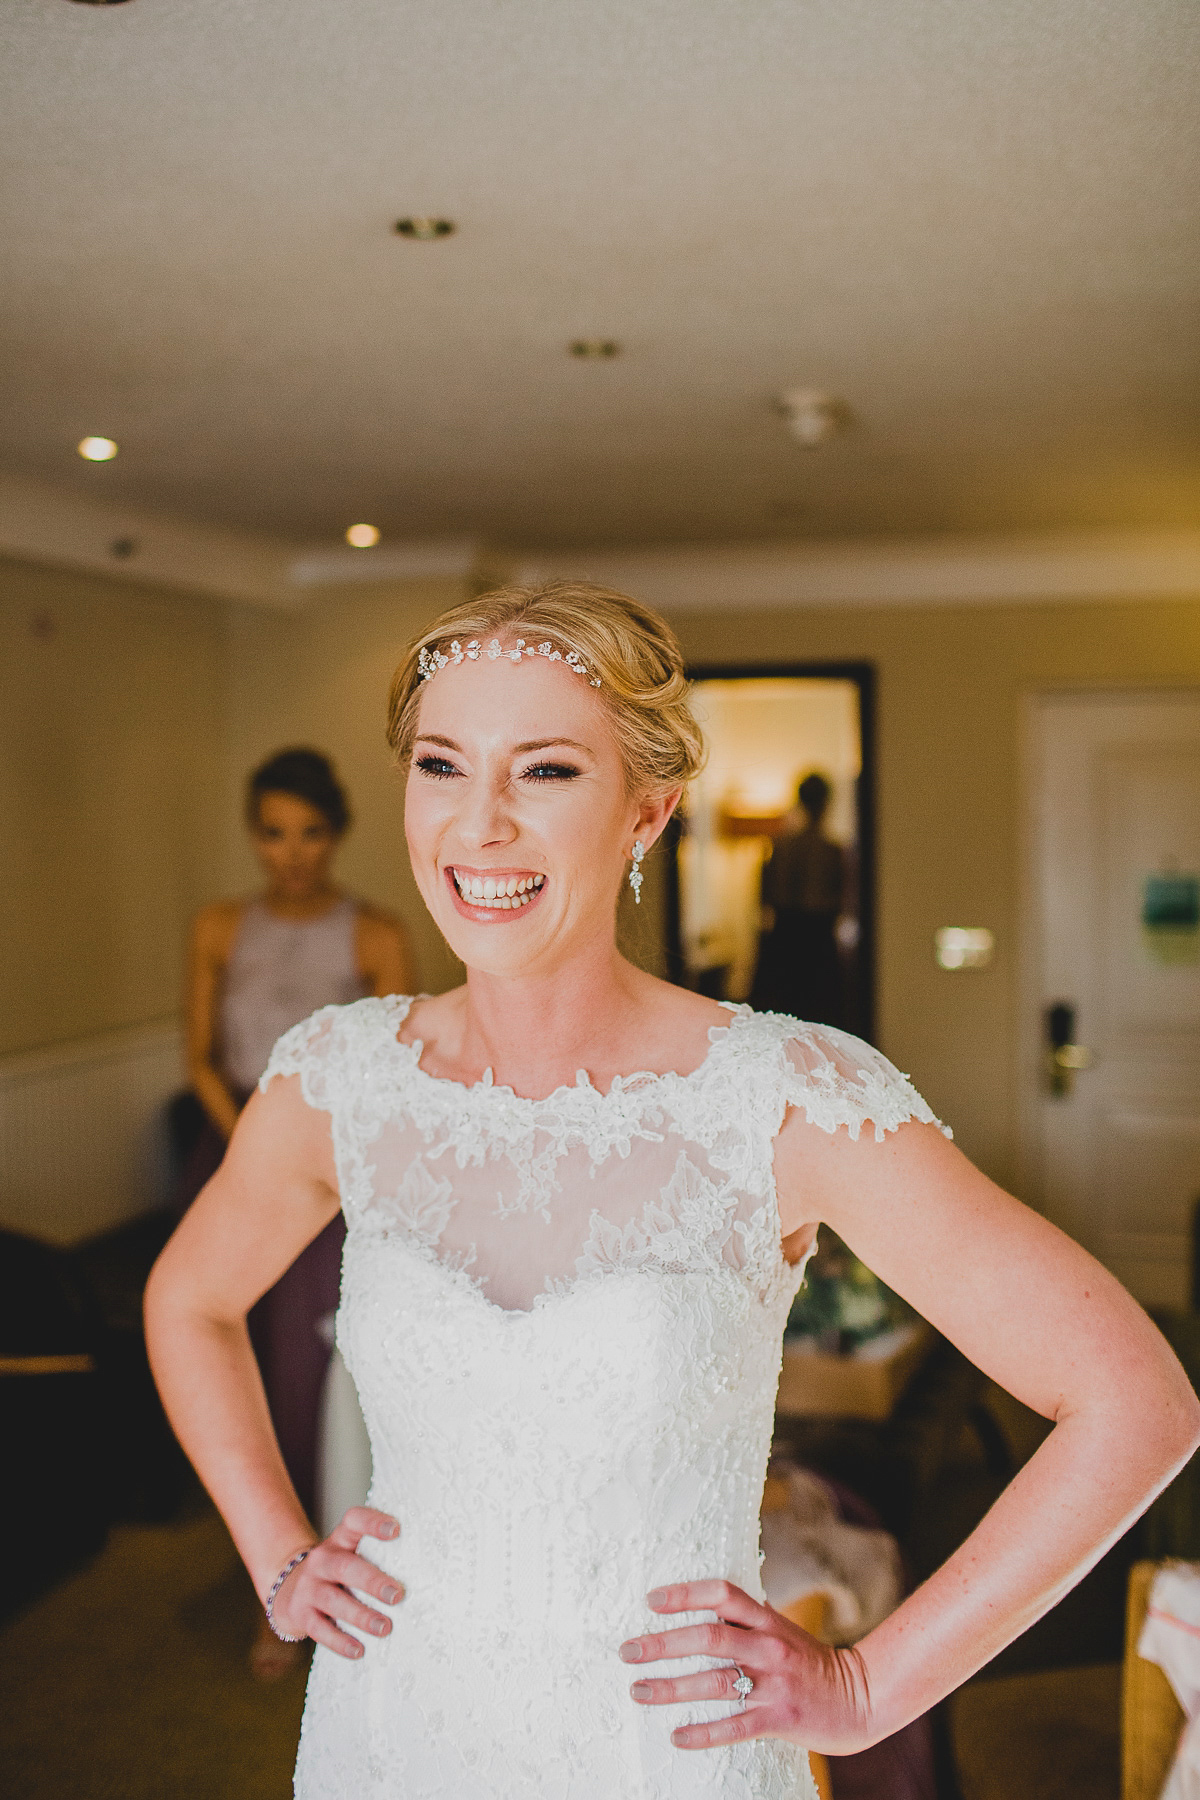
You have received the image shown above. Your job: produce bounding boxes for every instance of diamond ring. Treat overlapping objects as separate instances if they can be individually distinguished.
[732,1666,754,1702]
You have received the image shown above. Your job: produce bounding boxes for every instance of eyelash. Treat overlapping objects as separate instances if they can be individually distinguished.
[523,762,581,784]
[413,756,581,785]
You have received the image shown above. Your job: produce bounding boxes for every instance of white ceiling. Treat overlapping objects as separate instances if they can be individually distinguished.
[2,0,1198,553]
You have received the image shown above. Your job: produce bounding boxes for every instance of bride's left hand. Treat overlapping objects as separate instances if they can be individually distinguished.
[619,1579,873,1754]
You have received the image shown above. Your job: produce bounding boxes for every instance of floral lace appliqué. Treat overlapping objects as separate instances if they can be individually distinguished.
[257,996,945,1800]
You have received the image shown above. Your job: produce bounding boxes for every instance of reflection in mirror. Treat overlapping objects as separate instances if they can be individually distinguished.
[668,670,874,1039]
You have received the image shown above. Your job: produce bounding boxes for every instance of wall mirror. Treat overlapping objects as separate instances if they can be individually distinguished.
[664,664,875,1041]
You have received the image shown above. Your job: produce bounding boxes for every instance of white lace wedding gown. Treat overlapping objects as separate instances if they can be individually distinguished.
[261,996,943,1800]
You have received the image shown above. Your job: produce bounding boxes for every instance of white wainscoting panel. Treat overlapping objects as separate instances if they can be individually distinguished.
[0,1020,184,1244]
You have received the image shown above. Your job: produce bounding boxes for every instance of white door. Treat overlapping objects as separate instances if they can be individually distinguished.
[1025,691,1200,1308]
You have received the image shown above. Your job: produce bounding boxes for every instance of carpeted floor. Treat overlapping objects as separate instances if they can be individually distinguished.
[951,1662,1121,1800]
[0,1500,306,1800]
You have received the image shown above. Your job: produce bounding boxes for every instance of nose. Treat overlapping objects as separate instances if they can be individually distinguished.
[455,773,517,852]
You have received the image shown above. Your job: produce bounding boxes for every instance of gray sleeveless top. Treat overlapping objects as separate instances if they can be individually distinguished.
[218,896,369,1094]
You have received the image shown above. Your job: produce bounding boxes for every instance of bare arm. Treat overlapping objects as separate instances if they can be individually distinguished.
[144,1076,401,1655]
[623,1116,1200,1752]
[356,906,415,999]
[185,903,243,1139]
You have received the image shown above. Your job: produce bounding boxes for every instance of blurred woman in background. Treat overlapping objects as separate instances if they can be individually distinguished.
[752,772,848,1026]
[183,746,412,1675]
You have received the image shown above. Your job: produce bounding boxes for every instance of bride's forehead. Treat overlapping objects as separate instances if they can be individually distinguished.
[415,651,611,739]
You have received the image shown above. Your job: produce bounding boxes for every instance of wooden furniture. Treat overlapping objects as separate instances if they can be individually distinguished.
[1123,1559,1186,1800]
[776,1321,935,1422]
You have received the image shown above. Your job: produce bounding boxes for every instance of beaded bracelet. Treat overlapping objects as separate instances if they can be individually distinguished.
[265,1547,311,1643]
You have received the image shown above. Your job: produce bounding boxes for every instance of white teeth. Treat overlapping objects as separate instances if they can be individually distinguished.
[452,870,544,910]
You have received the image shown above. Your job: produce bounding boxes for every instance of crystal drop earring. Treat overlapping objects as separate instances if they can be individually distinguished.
[629,840,645,905]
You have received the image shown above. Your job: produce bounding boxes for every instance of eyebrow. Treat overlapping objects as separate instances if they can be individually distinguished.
[413,733,593,756]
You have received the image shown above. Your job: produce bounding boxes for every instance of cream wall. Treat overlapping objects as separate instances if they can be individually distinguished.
[0,555,227,1058]
[671,596,1200,1189]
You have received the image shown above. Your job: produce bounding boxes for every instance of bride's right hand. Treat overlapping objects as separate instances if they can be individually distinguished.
[267,1507,405,1657]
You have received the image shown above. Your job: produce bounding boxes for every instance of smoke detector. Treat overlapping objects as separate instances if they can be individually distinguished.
[775,389,849,448]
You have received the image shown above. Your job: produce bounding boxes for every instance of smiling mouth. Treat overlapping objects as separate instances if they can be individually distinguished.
[446,867,545,914]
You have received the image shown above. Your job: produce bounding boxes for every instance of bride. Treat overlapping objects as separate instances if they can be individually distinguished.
[146,580,1199,1799]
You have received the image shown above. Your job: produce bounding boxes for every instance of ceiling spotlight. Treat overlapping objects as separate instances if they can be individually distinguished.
[569,340,620,359]
[394,218,456,240]
[775,389,849,448]
[78,435,118,461]
[345,523,381,548]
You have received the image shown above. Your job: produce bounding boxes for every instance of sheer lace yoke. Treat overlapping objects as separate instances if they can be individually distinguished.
[262,995,945,1314]
[397,993,741,1106]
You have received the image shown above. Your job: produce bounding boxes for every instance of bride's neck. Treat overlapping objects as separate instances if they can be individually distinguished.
[459,942,642,1090]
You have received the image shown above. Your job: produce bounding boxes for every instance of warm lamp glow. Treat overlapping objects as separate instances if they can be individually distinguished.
[78,435,118,462]
[345,523,380,548]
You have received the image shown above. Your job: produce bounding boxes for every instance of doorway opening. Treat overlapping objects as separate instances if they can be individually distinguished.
[665,663,875,1042]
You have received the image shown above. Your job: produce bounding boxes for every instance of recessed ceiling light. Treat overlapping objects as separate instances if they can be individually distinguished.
[775,389,849,448]
[345,523,381,548]
[569,340,621,359]
[66,1,134,7]
[78,435,118,461]
[394,218,456,240]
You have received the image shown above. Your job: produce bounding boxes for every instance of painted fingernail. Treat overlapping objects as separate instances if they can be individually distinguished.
[630,1682,651,1701]
[382,1586,401,1604]
[647,1589,668,1607]
[619,1641,642,1662]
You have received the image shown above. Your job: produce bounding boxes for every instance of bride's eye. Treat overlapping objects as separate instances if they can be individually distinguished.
[522,762,581,784]
[415,754,462,780]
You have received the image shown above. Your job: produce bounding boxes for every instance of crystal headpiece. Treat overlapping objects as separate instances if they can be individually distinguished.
[416,637,601,687]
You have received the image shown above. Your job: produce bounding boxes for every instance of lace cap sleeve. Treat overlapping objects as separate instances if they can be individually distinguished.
[772,1016,951,1143]
[258,1004,343,1115]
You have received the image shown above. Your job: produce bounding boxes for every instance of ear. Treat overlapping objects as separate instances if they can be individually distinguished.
[628,787,683,856]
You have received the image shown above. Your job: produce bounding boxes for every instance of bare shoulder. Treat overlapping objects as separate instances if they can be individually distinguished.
[191,897,246,963]
[626,967,732,1070]
[774,1102,968,1236]
[241,1062,338,1163]
[356,902,408,950]
[400,985,464,1047]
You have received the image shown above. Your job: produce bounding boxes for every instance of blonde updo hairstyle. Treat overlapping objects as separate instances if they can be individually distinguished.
[387,580,706,801]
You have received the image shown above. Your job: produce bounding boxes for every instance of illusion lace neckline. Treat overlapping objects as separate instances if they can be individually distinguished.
[392,994,749,1108]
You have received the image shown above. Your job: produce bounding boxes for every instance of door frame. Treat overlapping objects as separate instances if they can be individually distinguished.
[669,660,877,1045]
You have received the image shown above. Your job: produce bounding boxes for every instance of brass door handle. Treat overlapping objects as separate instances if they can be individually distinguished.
[1044,1003,1095,1096]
